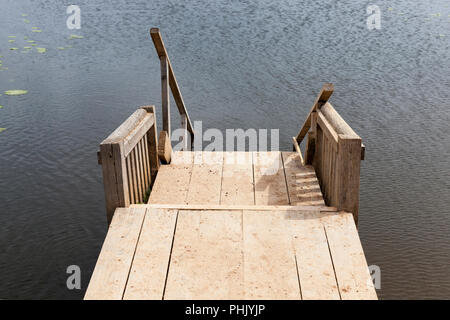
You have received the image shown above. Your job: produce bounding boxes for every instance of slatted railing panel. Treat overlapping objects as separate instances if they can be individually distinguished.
[99,106,159,223]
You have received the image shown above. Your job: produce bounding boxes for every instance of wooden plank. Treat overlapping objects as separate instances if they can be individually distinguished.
[253,152,289,205]
[180,114,189,151]
[321,212,377,300]
[288,211,340,300]
[164,210,244,299]
[243,210,301,299]
[160,56,170,135]
[84,207,146,300]
[148,152,193,204]
[317,110,339,144]
[133,148,143,203]
[282,152,325,206]
[150,28,194,136]
[220,152,255,205]
[140,203,337,212]
[122,112,155,157]
[186,152,223,205]
[125,156,135,204]
[158,130,172,164]
[321,102,360,138]
[294,83,334,145]
[101,108,149,145]
[99,143,120,223]
[123,208,178,300]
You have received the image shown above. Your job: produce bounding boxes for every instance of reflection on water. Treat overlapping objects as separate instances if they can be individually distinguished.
[0,0,449,299]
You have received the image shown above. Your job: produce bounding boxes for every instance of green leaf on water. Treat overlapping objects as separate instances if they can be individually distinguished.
[57,47,65,50]
[0,128,6,133]
[4,90,28,96]
[32,30,42,33]
[22,13,28,17]
[9,47,19,50]
[0,105,3,108]
[69,34,84,39]
[27,40,35,43]
[8,40,15,43]
[32,27,39,29]
[8,36,16,38]
[23,19,30,23]
[36,47,46,53]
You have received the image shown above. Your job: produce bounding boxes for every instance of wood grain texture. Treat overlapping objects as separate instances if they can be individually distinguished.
[282,152,325,206]
[288,211,340,300]
[148,153,193,205]
[220,152,255,205]
[158,130,172,164]
[186,152,223,205]
[84,207,146,300]
[243,210,301,299]
[123,208,178,300]
[253,151,289,205]
[164,210,244,299]
[321,212,377,300]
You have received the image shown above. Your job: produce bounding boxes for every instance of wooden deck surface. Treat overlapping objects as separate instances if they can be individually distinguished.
[85,151,376,300]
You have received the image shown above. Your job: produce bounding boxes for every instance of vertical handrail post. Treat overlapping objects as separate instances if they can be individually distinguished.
[160,56,170,137]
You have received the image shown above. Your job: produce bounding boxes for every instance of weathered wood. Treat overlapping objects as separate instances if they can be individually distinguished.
[291,136,304,165]
[321,212,377,300]
[304,131,316,165]
[321,102,360,138]
[282,152,325,206]
[289,212,340,300]
[84,207,146,300]
[243,210,301,299]
[220,152,255,205]
[160,56,170,135]
[186,152,223,205]
[148,152,193,204]
[334,135,362,223]
[123,208,178,300]
[294,83,334,145]
[158,130,172,164]
[146,106,159,184]
[150,28,194,138]
[164,210,244,299]
[138,203,338,212]
[253,151,289,205]
[122,111,155,157]
[317,110,339,144]
[180,114,189,151]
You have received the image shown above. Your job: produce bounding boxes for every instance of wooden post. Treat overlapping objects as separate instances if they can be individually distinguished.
[161,56,170,137]
[158,130,172,164]
[99,141,129,225]
[146,106,159,186]
[181,114,189,150]
[333,135,362,224]
[304,111,317,165]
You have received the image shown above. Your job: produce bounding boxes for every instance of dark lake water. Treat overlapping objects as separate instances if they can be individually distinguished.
[0,0,449,299]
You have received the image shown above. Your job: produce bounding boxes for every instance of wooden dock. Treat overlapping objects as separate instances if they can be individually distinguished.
[85,29,376,300]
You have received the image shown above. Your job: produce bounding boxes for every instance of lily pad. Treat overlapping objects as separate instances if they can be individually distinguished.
[27,40,35,43]
[22,14,28,17]
[24,46,32,49]
[32,30,42,33]
[0,105,3,108]
[69,34,84,39]
[23,19,30,23]
[8,36,16,38]
[4,90,28,96]
[32,27,39,29]
[36,47,46,53]
[0,128,6,133]
[9,47,19,51]
[8,40,15,43]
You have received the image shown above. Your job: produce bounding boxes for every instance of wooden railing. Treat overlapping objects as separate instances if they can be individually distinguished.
[150,28,194,151]
[293,84,365,224]
[98,106,159,224]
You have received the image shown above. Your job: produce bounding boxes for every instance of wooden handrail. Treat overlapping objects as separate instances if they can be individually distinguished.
[294,83,334,146]
[295,86,365,224]
[150,28,194,149]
